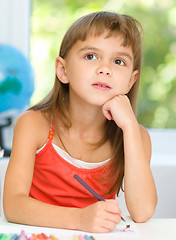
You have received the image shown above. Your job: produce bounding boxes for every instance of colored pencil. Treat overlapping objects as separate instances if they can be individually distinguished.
[73,235,79,240]
[78,235,85,240]
[74,174,126,222]
[37,234,45,240]
[0,235,7,240]
[0,235,5,240]
[89,236,95,240]
[32,234,38,240]
[12,235,19,240]
[49,235,59,240]
[84,235,92,240]
[6,234,14,240]
[41,233,48,240]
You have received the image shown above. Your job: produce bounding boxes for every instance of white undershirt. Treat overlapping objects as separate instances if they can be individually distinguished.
[36,142,111,169]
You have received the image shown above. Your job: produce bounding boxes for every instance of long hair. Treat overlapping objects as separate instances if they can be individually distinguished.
[30,11,143,195]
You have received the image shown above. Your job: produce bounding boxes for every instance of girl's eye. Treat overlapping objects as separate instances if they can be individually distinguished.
[113,59,125,65]
[85,54,97,60]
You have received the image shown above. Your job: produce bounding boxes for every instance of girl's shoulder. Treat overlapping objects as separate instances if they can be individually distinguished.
[139,124,151,142]
[14,110,51,149]
[16,110,50,129]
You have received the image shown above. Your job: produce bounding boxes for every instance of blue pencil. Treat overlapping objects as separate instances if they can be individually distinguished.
[84,235,91,240]
[11,234,18,240]
[74,174,126,222]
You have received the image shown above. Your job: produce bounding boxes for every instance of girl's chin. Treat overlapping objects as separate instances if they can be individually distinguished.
[94,97,113,106]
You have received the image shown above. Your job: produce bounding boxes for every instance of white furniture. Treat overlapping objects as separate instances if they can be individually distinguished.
[0,158,9,216]
[0,217,176,240]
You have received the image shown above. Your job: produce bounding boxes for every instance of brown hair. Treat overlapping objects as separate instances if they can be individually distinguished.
[30,11,143,195]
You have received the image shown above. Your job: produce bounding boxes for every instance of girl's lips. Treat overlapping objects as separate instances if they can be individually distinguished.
[92,82,111,90]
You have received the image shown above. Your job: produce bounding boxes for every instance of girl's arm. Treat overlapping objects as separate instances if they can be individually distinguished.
[3,111,77,229]
[123,122,157,222]
[102,95,158,222]
[3,111,121,232]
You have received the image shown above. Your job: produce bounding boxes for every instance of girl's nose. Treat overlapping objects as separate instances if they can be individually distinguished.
[96,64,112,76]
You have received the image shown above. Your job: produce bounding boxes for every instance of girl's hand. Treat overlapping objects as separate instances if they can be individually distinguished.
[102,95,138,130]
[78,199,122,233]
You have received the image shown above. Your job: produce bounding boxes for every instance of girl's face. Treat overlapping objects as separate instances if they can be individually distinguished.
[56,32,138,107]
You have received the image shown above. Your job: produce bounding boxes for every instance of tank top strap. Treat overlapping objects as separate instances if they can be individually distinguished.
[48,120,55,140]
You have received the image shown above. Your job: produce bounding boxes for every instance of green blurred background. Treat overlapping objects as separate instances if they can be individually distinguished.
[30,0,176,128]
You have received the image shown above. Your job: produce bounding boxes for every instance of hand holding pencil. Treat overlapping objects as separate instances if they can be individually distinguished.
[74,174,124,233]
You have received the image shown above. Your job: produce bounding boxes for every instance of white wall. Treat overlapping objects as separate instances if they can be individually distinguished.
[0,0,31,57]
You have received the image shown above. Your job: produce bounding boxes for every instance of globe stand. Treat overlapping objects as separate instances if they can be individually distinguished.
[0,117,12,157]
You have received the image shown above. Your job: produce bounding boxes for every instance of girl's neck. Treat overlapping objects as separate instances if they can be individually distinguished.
[55,96,110,161]
[68,99,106,137]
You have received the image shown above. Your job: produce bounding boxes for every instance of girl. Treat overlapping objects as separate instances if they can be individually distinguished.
[3,11,157,233]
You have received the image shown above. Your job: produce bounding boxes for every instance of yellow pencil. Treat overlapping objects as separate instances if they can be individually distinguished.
[73,235,79,240]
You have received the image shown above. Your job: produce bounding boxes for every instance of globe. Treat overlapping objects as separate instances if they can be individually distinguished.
[0,44,34,112]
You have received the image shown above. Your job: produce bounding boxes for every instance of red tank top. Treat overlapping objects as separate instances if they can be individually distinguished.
[29,123,118,208]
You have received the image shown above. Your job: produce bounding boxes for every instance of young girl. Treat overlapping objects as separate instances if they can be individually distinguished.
[3,11,157,233]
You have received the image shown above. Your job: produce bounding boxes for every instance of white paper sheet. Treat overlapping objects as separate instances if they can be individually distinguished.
[0,217,138,238]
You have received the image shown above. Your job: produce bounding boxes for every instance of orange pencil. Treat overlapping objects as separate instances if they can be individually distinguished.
[48,235,59,240]
[32,234,38,240]
[37,234,46,240]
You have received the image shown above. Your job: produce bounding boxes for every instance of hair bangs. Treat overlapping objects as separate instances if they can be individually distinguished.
[60,12,142,69]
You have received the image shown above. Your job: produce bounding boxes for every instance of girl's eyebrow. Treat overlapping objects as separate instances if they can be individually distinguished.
[116,52,133,62]
[78,46,133,62]
[78,46,100,53]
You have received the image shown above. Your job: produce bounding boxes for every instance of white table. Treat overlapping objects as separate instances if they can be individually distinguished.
[0,217,176,240]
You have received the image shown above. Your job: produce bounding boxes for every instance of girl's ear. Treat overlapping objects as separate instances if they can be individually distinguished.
[127,70,138,92]
[55,56,69,84]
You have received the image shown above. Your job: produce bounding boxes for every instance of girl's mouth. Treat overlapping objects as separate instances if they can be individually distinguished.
[92,82,111,90]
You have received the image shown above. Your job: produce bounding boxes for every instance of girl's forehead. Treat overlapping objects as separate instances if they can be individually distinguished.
[78,33,125,49]
[73,32,133,54]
